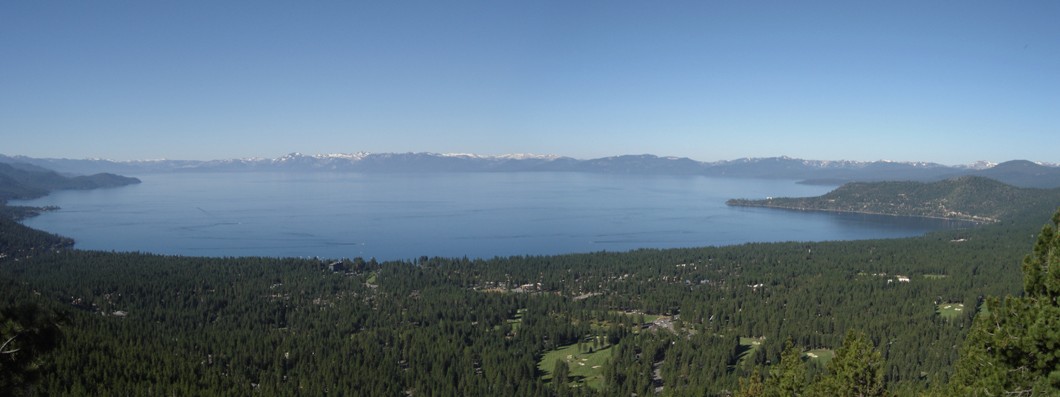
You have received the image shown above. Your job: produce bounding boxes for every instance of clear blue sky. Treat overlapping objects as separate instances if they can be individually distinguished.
[2,1,1057,165]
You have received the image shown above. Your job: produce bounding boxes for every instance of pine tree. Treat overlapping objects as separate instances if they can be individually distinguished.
[553,358,570,388]
[734,368,765,397]
[0,303,62,396]
[809,330,885,397]
[765,340,807,397]
[949,209,1060,396]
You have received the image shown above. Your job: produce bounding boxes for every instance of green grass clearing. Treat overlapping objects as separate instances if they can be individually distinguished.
[923,274,948,280]
[505,308,527,331]
[937,303,965,320]
[803,349,835,364]
[538,342,614,390]
[736,337,765,365]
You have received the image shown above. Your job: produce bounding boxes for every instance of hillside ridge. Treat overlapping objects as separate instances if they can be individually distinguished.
[727,175,1059,223]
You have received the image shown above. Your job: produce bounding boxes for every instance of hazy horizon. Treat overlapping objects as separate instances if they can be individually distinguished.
[2,150,1051,167]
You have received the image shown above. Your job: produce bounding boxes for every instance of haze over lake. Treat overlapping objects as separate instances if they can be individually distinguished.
[15,172,969,260]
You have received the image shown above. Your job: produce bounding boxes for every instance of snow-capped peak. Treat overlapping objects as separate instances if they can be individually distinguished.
[965,160,998,170]
[438,153,560,160]
[494,153,561,160]
[318,152,371,160]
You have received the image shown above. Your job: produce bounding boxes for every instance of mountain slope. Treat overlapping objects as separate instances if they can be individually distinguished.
[972,160,1060,188]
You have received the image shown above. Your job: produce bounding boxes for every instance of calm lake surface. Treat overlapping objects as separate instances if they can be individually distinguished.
[15,172,969,261]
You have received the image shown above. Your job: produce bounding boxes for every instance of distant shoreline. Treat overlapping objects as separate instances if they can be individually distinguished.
[726,200,997,224]
[1,204,60,222]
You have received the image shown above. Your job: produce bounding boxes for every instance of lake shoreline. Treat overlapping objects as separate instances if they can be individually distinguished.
[725,200,995,224]
[14,173,971,261]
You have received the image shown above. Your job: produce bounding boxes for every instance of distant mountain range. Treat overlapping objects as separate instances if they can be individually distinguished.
[2,152,1060,188]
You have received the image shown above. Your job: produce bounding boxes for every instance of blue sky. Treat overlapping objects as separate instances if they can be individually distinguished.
[2,1,1057,165]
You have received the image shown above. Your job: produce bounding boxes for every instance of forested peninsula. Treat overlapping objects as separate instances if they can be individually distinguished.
[727,176,1060,224]
[0,162,140,220]
[2,165,1059,396]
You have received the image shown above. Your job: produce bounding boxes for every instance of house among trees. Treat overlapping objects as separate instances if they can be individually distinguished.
[327,261,347,272]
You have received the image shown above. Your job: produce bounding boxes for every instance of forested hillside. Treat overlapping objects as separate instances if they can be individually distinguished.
[728,176,1060,223]
[733,209,1060,397]
[0,162,140,222]
[2,198,1057,395]
[0,162,140,202]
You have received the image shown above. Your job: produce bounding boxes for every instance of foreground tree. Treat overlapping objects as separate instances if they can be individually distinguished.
[809,330,886,397]
[735,368,766,397]
[947,209,1060,396]
[737,333,882,397]
[0,303,62,396]
[765,340,807,397]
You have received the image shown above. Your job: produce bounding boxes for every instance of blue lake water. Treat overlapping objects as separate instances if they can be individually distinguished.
[14,172,969,260]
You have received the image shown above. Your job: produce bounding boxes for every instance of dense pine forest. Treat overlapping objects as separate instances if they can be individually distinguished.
[1,174,1059,395]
